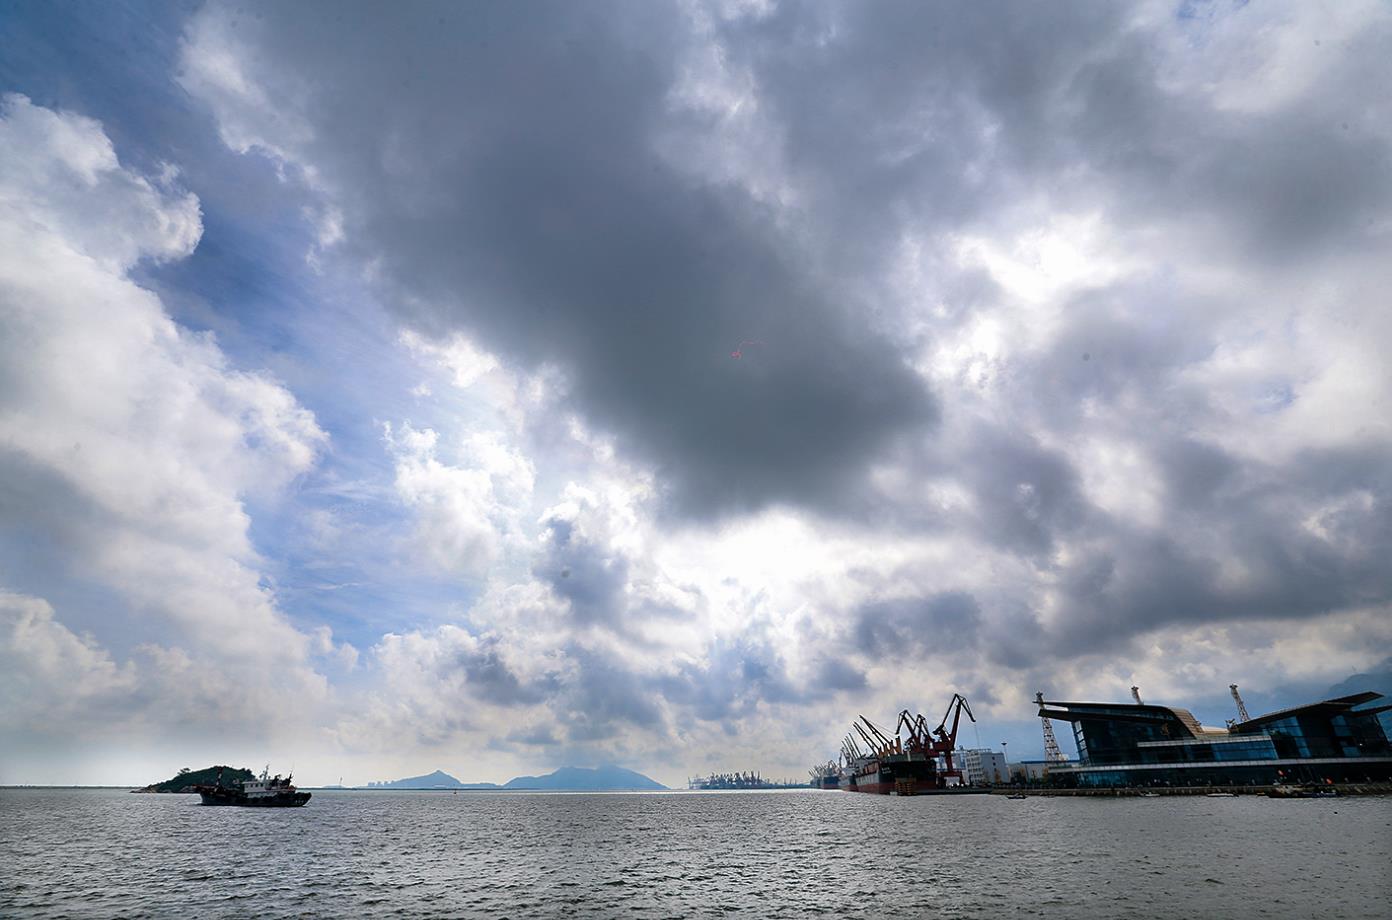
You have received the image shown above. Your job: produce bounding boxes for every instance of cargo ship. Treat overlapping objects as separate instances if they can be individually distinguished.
[196,766,311,807]
[808,761,841,790]
[836,694,976,796]
[845,750,939,795]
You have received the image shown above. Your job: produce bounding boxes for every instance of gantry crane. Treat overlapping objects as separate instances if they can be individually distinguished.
[1230,684,1251,723]
[1036,691,1066,762]
[836,693,979,790]
[931,693,976,782]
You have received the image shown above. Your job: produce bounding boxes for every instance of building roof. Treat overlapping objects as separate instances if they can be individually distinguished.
[1037,700,1214,738]
[1230,691,1385,732]
[1039,691,1388,738]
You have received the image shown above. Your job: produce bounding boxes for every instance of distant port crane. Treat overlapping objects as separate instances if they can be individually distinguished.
[1037,691,1067,763]
[1230,684,1252,723]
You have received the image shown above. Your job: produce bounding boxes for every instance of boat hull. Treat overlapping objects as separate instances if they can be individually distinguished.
[845,779,941,795]
[197,787,311,807]
[844,755,939,795]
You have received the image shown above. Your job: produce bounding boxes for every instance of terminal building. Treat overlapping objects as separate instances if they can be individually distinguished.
[1038,691,1392,788]
[959,749,1009,785]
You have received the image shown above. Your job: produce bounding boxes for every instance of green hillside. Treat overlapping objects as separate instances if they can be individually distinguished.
[136,765,254,793]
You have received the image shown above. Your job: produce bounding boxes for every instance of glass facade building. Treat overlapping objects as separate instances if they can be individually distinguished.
[1038,692,1392,788]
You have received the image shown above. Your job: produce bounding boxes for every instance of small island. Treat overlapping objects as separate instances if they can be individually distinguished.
[132,765,253,793]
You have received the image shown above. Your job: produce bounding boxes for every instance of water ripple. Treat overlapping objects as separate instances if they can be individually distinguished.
[1,789,1389,918]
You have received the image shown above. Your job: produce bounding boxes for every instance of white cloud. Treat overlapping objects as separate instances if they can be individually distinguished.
[0,96,331,719]
[0,94,200,270]
[0,592,138,728]
[150,2,1392,783]
[384,422,535,578]
[400,330,500,390]
[175,11,315,169]
[0,589,345,759]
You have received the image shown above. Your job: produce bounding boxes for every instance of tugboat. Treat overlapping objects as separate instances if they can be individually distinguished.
[197,766,311,807]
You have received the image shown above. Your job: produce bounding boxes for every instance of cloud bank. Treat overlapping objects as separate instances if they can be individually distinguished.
[2,1,1390,782]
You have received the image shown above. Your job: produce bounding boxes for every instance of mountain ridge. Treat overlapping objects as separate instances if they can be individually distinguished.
[366,769,499,789]
[504,765,666,791]
[364,764,665,791]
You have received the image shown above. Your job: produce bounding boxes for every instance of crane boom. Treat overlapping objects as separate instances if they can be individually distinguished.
[895,709,929,752]
[853,722,882,756]
[935,693,976,747]
[1230,684,1251,723]
[1036,691,1066,762]
[859,715,896,753]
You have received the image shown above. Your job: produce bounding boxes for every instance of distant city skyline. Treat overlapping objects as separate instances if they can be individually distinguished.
[2,1,1390,787]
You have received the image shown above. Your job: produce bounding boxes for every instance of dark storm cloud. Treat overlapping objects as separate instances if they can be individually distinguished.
[1049,440,1392,653]
[197,1,935,519]
[718,0,1392,267]
[487,635,821,746]
[453,637,549,707]
[555,647,666,742]
[714,2,1132,237]
[190,0,1391,526]
[186,0,1392,682]
[854,591,982,657]
[809,655,867,694]
[655,635,799,723]
[534,516,630,627]
[960,427,1090,558]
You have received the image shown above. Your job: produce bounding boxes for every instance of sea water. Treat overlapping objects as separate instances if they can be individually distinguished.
[2,788,1389,918]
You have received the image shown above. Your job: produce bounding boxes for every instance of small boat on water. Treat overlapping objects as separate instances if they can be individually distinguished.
[1205,792,1236,797]
[196,766,311,807]
[1006,793,1027,800]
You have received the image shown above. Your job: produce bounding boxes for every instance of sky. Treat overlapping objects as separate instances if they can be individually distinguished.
[1,0,1390,787]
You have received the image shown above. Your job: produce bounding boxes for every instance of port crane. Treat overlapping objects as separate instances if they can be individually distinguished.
[857,715,899,758]
[834,693,979,791]
[1037,691,1066,762]
[1230,684,1252,723]
[852,721,887,760]
[931,693,975,783]
[842,734,866,765]
[885,694,976,785]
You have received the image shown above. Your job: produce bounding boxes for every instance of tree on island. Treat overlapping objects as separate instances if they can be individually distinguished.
[136,765,255,793]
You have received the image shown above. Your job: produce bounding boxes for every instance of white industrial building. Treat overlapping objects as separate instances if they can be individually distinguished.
[1012,760,1066,783]
[959,749,1009,785]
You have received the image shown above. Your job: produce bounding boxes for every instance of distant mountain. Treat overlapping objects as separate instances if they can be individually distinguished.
[1327,658,1392,700]
[503,765,666,791]
[366,769,499,790]
[362,764,666,791]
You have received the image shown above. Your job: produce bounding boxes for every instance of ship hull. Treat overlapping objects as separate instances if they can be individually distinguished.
[844,755,939,795]
[197,787,311,807]
[845,779,940,795]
